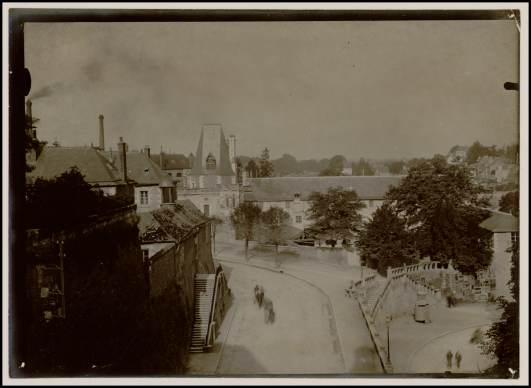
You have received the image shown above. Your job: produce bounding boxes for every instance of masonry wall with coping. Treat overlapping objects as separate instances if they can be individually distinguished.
[355,262,448,373]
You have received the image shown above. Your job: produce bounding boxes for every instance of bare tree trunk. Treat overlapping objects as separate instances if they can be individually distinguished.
[245,238,249,260]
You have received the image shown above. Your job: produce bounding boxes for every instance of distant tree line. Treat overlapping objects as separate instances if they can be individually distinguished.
[238,151,409,177]
[463,141,519,164]
[236,140,518,179]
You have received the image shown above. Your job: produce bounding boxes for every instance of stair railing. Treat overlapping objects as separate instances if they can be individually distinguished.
[205,266,225,348]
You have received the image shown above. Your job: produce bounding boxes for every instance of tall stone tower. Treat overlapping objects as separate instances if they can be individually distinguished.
[189,124,235,189]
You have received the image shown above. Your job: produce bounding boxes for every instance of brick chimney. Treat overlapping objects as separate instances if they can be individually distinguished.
[118,137,128,182]
[98,114,105,150]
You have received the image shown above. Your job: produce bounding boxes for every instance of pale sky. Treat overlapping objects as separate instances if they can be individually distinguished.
[25,20,519,160]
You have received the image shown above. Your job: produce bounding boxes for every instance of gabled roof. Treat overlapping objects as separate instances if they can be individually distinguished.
[124,151,168,186]
[479,211,519,233]
[244,176,404,202]
[29,146,122,186]
[138,200,208,242]
[100,150,167,186]
[151,153,191,170]
[191,125,235,176]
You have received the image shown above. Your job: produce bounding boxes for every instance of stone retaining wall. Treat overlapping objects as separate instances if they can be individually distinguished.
[355,262,447,373]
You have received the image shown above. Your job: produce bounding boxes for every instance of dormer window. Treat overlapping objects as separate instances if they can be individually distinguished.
[294,193,300,200]
[206,153,217,170]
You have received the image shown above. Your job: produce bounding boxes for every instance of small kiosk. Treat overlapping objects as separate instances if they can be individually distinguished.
[414,290,431,323]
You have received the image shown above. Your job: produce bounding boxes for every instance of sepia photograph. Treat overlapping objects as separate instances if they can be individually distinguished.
[3,3,528,385]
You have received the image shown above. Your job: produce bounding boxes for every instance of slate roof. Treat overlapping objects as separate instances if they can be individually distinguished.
[151,153,191,170]
[29,146,123,186]
[124,151,168,186]
[138,200,208,242]
[479,211,519,233]
[100,150,167,186]
[244,176,404,202]
[191,125,235,176]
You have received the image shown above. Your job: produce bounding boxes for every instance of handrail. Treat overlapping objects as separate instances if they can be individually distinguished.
[205,267,225,347]
[370,279,392,318]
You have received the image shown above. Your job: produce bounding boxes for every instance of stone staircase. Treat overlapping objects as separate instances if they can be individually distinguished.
[190,273,216,353]
[363,277,389,313]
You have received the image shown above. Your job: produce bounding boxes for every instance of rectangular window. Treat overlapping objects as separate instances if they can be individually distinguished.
[296,215,302,224]
[368,200,374,208]
[511,232,519,244]
[140,190,149,205]
[203,204,210,217]
[285,201,290,209]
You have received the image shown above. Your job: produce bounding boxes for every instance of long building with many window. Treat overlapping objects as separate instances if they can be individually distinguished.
[243,176,404,230]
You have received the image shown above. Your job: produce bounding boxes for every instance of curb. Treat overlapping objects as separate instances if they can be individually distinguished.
[354,296,393,374]
[405,321,494,372]
[215,255,347,373]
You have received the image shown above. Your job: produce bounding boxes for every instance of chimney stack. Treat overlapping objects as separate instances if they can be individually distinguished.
[159,145,164,169]
[229,134,236,173]
[98,114,105,150]
[144,146,151,158]
[118,137,128,182]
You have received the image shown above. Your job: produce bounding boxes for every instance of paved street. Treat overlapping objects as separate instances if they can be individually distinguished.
[189,228,502,376]
[187,227,383,375]
[215,262,344,374]
[408,325,496,374]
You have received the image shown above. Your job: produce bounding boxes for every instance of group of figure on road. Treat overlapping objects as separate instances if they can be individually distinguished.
[254,284,275,324]
[446,350,463,370]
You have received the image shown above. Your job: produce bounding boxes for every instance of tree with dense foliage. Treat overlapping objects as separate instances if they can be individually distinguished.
[230,202,262,259]
[386,160,406,175]
[259,207,291,265]
[245,159,259,178]
[351,158,375,176]
[259,147,274,177]
[25,167,129,229]
[386,155,493,274]
[499,191,519,217]
[483,240,519,378]
[235,157,243,185]
[405,157,429,171]
[502,143,519,164]
[272,153,299,176]
[466,141,500,164]
[329,155,346,171]
[356,203,418,276]
[319,155,346,176]
[307,187,366,246]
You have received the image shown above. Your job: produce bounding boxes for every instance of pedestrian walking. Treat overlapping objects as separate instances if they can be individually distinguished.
[258,286,265,308]
[263,297,273,323]
[455,351,462,369]
[446,350,453,369]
